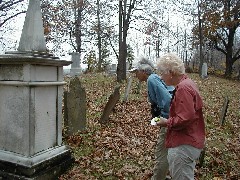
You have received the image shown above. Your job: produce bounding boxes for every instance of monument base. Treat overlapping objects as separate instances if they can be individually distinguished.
[0,146,74,180]
[70,68,82,76]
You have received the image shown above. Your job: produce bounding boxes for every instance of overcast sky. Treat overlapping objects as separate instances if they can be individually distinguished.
[0,0,193,69]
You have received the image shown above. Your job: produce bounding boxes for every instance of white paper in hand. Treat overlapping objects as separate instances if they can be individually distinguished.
[151,119,157,125]
[150,117,160,126]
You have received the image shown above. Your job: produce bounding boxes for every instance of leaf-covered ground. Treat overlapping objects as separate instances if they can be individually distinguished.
[60,73,240,180]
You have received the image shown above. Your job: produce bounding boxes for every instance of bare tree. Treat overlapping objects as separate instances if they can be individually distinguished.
[0,0,26,28]
[96,0,102,71]
[117,0,143,82]
[41,0,94,57]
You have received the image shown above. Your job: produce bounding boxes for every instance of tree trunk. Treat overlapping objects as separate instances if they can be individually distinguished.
[198,18,203,77]
[117,42,127,82]
[117,0,127,82]
[225,56,233,77]
[117,0,136,82]
[97,0,102,72]
[75,0,83,54]
[224,27,235,77]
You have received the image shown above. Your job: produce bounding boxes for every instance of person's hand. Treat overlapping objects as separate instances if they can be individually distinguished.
[150,117,160,125]
[156,117,167,127]
[150,117,168,126]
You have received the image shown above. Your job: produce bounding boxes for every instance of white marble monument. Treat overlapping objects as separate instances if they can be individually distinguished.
[201,62,208,79]
[108,63,117,74]
[0,0,73,179]
[70,52,82,76]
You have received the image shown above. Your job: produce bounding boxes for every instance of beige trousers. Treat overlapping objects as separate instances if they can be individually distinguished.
[151,127,169,180]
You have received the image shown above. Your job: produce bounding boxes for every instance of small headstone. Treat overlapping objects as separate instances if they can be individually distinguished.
[108,63,117,75]
[201,63,208,79]
[99,85,121,124]
[219,96,229,126]
[136,81,142,94]
[111,64,117,70]
[64,77,86,135]
[123,76,133,102]
[126,61,130,71]
[70,52,82,76]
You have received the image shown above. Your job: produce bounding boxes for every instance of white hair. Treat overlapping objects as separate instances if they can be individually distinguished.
[156,53,185,75]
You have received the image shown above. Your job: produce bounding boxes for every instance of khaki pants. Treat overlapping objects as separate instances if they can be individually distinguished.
[168,145,201,180]
[151,127,169,180]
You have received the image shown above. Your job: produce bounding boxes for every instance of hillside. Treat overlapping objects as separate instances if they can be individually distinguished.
[60,73,240,180]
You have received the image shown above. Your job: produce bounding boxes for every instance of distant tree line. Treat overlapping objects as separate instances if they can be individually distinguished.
[1,0,240,79]
[192,0,240,77]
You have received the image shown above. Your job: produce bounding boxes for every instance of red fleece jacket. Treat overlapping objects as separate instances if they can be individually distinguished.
[165,75,205,149]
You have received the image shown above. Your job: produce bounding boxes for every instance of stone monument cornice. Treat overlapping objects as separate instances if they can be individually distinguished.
[0,53,72,66]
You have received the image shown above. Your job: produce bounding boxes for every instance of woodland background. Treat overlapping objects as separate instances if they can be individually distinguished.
[60,73,239,180]
[0,1,239,179]
[0,0,240,80]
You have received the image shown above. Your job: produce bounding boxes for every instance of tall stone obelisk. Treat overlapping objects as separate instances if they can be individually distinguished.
[0,0,73,179]
[18,0,46,52]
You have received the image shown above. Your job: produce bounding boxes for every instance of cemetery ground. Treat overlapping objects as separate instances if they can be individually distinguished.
[59,73,239,180]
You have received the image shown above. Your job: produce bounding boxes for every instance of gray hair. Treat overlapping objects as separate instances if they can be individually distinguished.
[136,57,155,75]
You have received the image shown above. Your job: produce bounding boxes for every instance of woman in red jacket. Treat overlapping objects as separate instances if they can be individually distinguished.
[155,53,205,180]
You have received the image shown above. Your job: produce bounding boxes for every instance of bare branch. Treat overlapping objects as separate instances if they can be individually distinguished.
[0,10,26,27]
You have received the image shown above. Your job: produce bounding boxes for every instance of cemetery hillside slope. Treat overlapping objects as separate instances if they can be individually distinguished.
[60,73,240,180]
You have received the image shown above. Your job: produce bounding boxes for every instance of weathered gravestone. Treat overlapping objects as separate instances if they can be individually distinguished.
[0,0,73,179]
[64,77,86,135]
[108,63,117,75]
[201,62,208,79]
[70,52,82,76]
[219,96,229,126]
[123,76,133,102]
[136,80,142,94]
[126,61,130,71]
[99,85,121,124]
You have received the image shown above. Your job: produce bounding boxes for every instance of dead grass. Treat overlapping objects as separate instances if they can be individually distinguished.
[60,73,240,180]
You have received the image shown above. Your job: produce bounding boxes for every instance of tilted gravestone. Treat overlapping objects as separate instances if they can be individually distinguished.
[99,85,121,124]
[64,77,86,135]
[219,96,229,126]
